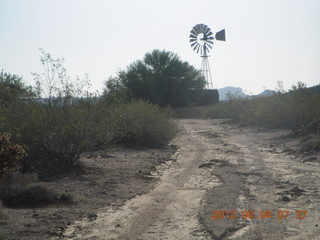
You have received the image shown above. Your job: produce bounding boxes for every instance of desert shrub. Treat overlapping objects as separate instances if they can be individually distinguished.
[2,99,98,176]
[108,100,180,147]
[205,83,320,133]
[205,97,250,122]
[0,133,27,180]
[2,183,72,208]
[83,100,118,149]
[0,50,101,176]
[0,50,181,177]
[2,96,178,176]
[300,135,320,152]
[0,173,38,200]
[2,98,179,175]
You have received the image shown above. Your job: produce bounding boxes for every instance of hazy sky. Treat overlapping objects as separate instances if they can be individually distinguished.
[1,0,319,94]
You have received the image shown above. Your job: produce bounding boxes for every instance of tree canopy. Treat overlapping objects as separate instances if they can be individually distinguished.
[105,49,205,106]
[0,70,35,108]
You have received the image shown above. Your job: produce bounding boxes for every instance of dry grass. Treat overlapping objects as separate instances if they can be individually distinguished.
[205,85,320,134]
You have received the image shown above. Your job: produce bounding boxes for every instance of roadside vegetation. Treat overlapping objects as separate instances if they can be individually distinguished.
[205,82,320,149]
[0,49,181,212]
[105,49,206,106]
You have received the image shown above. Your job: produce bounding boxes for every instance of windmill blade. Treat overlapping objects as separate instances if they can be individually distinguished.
[206,33,213,39]
[206,40,214,45]
[191,29,198,36]
[191,41,198,47]
[190,23,225,55]
[215,29,226,41]
[204,26,212,35]
[205,42,213,49]
[197,24,201,33]
[192,28,199,36]
[196,24,203,33]
[189,33,197,38]
[204,25,213,37]
[195,44,200,53]
[201,24,206,33]
[202,24,207,32]
[193,25,199,33]
[206,45,210,53]
[193,43,199,51]
[203,24,208,33]
[194,25,199,34]
[189,35,198,40]
[196,44,201,53]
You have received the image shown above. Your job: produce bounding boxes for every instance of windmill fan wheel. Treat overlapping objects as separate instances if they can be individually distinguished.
[189,24,214,56]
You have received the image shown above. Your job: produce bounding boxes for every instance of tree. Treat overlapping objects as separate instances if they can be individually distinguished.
[104,49,205,106]
[31,49,91,102]
[103,76,131,104]
[0,70,35,108]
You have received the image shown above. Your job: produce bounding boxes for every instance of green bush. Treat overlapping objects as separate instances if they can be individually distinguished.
[107,100,180,147]
[1,98,179,176]
[104,49,205,106]
[205,84,320,133]
[2,99,98,176]
[205,97,249,122]
[0,51,99,176]
[0,50,180,177]
[0,70,35,108]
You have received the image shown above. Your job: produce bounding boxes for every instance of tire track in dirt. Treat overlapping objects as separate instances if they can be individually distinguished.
[58,119,223,240]
[200,122,320,240]
[56,119,320,240]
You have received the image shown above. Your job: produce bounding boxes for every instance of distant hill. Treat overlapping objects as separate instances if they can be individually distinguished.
[256,89,277,97]
[217,87,248,101]
[217,87,276,101]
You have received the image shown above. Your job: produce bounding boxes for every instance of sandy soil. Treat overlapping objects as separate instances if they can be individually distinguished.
[198,119,320,240]
[55,119,319,240]
[1,119,319,239]
[0,147,176,240]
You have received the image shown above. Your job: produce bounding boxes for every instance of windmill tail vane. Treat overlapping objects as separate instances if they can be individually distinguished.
[190,23,225,89]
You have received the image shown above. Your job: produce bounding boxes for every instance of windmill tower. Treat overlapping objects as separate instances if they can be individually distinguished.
[189,24,226,89]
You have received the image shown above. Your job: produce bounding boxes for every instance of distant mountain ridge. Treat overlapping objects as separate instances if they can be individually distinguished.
[217,86,276,101]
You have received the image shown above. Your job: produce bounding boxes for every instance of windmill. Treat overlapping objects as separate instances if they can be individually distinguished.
[189,24,225,89]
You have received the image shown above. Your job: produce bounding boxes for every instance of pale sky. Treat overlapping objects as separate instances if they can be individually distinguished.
[1,0,319,95]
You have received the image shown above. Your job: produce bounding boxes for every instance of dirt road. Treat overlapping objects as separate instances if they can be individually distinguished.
[59,119,320,240]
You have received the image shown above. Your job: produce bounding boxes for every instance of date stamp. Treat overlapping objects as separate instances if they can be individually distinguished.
[212,210,307,220]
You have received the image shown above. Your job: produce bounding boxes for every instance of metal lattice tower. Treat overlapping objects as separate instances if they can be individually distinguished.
[189,24,225,89]
[201,52,213,89]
